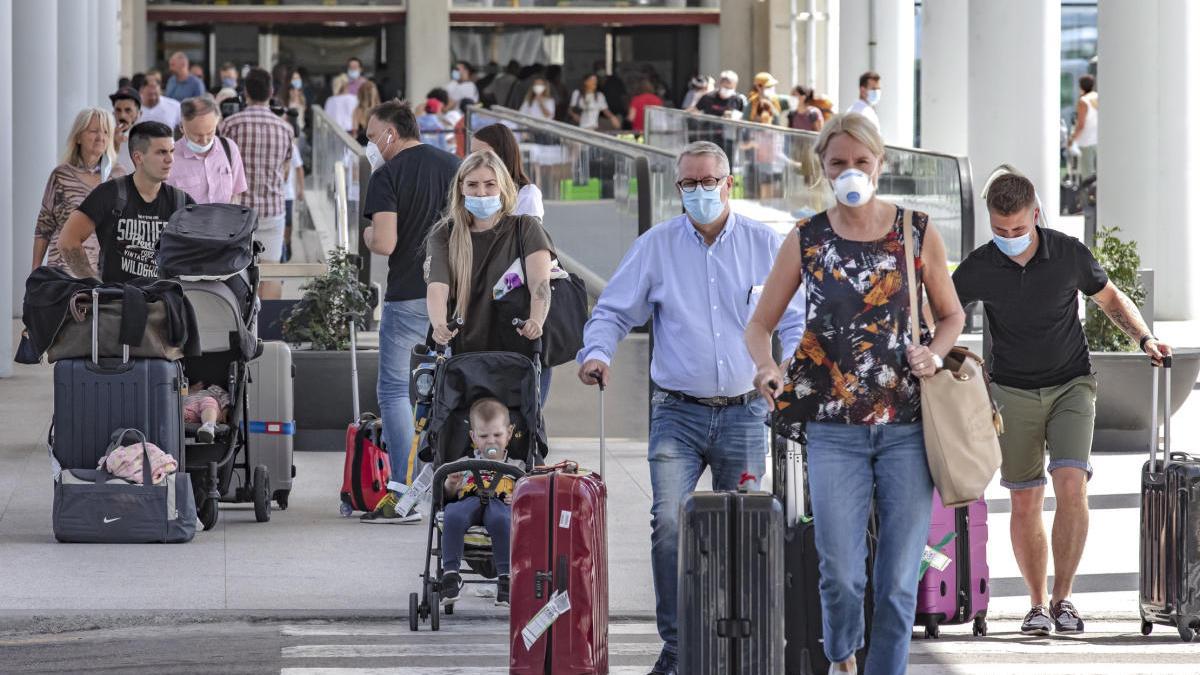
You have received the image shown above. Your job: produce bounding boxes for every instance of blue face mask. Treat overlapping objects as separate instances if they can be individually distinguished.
[681,185,726,225]
[993,230,1033,256]
[222,77,237,89]
[464,194,502,219]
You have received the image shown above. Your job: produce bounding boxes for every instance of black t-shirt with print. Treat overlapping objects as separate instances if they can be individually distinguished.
[77,175,194,282]
[695,91,748,117]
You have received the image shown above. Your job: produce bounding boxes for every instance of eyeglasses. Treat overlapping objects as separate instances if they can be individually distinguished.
[676,176,728,193]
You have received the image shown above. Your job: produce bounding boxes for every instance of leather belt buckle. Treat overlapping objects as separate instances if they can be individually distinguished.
[705,396,729,407]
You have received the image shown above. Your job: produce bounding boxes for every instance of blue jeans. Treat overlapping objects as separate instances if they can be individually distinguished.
[647,391,769,655]
[378,299,429,485]
[806,422,933,675]
[441,497,512,575]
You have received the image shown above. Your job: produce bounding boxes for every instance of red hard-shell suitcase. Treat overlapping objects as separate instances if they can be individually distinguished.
[914,489,990,638]
[340,413,391,513]
[509,461,608,674]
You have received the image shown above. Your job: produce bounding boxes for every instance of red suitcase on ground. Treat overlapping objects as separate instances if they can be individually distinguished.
[340,412,391,513]
[509,460,608,673]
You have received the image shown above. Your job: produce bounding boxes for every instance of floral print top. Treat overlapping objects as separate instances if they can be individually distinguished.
[775,207,931,434]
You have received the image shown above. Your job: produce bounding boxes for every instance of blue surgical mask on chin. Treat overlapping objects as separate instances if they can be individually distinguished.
[465,194,502,219]
[682,186,726,225]
[993,230,1033,256]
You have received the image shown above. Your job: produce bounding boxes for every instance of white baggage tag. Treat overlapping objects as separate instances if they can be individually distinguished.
[521,589,572,651]
[396,464,434,515]
[559,510,572,529]
[922,545,953,572]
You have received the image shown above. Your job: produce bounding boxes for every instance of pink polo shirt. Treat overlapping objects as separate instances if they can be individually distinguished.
[168,136,248,204]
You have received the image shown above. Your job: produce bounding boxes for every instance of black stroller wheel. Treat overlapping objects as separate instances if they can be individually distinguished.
[408,592,419,631]
[253,465,271,522]
[429,593,440,631]
[199,497,219,531]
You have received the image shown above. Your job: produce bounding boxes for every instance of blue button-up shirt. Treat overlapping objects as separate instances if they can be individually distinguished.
[579,211,806,398]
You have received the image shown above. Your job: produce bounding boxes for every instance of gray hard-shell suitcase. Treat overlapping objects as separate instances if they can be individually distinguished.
[679,490,785,675]
[53,428,196,544]
[51,289,185,471]
[225,340,295,506]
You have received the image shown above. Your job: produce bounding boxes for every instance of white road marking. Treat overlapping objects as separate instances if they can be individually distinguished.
[282,643,660,658]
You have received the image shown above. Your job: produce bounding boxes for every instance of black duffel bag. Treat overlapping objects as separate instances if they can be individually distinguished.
[492,221,587,368]
[158,203,257,280]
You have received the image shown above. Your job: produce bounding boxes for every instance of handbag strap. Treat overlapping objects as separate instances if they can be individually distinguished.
[514,216,529,288]
[900,208,921,346]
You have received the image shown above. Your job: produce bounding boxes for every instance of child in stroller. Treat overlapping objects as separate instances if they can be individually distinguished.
[184,382,230,445]
[439,398,519,608]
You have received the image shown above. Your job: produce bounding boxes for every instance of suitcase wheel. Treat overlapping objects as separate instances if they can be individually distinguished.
[338,500,354,517]
[973,616,988,637]
[1141,620,1153,636]
[273,489,290,510]
[924,618,941,639]
[1179,624,1196,643]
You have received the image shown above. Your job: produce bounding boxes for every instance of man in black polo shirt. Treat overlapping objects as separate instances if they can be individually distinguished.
[953,167,1171,637]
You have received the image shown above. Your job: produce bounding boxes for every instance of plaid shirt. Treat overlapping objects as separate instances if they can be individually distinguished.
[218,105,293,218]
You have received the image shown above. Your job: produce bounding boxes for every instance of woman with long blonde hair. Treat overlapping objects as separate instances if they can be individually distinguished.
[352,79,380,144]
[424,149,555,359]
[33,107,125,272]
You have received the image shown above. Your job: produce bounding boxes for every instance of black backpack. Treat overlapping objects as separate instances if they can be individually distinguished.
[111,175,188,221]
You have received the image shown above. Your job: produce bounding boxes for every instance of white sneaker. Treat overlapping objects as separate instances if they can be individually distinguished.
[197,422,216,444]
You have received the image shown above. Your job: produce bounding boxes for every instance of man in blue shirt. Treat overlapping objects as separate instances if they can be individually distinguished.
[578,141,804,675]
[165,52,206,102]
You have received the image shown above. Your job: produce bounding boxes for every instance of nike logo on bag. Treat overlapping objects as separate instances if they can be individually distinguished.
[103,517,121,524]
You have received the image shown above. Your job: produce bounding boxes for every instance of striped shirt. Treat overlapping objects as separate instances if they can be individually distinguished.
[36,162,128,271]
[218,105,293,218]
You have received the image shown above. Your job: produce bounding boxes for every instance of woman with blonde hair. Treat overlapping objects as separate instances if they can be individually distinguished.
[353,79,380,144]
[744,112,964,675]
[33,107,126,272]
[424,149,555,372]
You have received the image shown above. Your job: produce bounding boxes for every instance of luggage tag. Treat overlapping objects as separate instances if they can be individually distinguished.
[396,464,435,516]
[521,589,572,650]
[919,531,956,579]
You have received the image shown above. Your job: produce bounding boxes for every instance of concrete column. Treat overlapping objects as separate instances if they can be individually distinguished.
[918,0,968,154]
[838,0,869,113]
[967,0,1059,248]
[717,0,754,88]
[1098,0,1200,319]
[823,0,839,105]
[96,0,121,104]
[58,0,89,142]
[873,0,915,146]
[121,0,146,75]
[406,0,450,103]
[0,0,12,375]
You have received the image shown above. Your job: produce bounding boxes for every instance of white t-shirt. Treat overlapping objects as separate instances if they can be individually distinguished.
[284,141,303,201]
[569,90,609,130]
[847,99,880,130]
[519,98,556,121]
[324,94,358,133]
[514,183,544,219]
[140,98,182,130]
[445,80,480,105]
[116,141,135,174]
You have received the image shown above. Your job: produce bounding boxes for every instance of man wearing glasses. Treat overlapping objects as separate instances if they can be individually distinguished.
[578,141,805,675]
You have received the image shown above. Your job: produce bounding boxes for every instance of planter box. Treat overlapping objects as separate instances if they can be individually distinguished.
[292,348,380,452]
[1091,349,1200,453]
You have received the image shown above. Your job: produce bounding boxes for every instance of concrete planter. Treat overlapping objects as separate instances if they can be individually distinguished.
[292,348,380,452]
[1091,349,1200,453]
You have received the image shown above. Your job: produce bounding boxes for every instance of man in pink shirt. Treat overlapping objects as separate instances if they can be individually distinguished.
[168,95,247,204]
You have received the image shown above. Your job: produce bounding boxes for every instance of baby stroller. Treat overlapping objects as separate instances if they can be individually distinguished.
[408,339,548,631]
[157,203,272,529]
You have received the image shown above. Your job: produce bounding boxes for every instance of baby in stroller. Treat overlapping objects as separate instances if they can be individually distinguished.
[440,397,518,608]
[183,382,230,445]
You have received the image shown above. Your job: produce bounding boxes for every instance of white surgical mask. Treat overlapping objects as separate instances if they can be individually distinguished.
[719,87,735,98]
[532,84,546,95]
[365,140,385,171]
[833,168,875,207]
[451,70,462,82]
[993,230,1034,256]
[291,78,303,90]
[764,86,777,98]
[465,194,502,219]
[347,68,361,80]
[867,88,881,105]
[186,137,215,155]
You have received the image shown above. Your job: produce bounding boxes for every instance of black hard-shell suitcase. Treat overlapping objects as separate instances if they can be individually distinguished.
[772,428,874,674]
[679,490,785,675]
[1138,357,1200,642]
[52,290,185,471]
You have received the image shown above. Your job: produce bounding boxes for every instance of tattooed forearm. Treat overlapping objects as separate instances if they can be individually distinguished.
[1103,289,1151,341]
[62,246,98,280]
[532,279,551,324]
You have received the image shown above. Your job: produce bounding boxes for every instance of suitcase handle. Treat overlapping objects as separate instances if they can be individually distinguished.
[1149,357,1173,473]
[715,618,752,639]
[90,288,130,365]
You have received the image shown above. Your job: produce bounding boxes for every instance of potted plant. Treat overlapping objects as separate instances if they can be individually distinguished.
[283,248,381,451]
[1087,227,1199,453]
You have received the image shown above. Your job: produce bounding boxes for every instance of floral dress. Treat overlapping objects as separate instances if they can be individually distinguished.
[775,207,931,439]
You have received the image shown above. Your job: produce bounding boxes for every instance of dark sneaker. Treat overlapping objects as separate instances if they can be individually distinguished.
[1051,599,1085,633]
[359,491,421,524]
[440,572,462,606]
[495,575,510,607]
[1021,604,1054,636]
[647,648,677,675]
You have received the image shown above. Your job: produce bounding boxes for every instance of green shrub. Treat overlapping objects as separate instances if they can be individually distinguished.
[281,248,372,350]
[1084,226,1145,353]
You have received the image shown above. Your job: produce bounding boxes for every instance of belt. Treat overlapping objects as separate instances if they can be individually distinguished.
[661,388,759,408]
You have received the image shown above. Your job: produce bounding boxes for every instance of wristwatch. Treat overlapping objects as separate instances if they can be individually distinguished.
[1139,335,1157,351]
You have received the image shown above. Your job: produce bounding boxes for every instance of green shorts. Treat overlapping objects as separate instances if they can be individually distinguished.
[990,375,1097,490]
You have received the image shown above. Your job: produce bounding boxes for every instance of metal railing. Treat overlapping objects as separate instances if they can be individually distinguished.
[643,106,976,265]
[464,105,680,296]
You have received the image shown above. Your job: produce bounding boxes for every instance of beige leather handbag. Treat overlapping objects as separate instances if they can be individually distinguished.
[902,210,1003,508]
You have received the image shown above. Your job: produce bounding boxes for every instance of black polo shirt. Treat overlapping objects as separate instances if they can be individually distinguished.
[952,227,1109,390]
